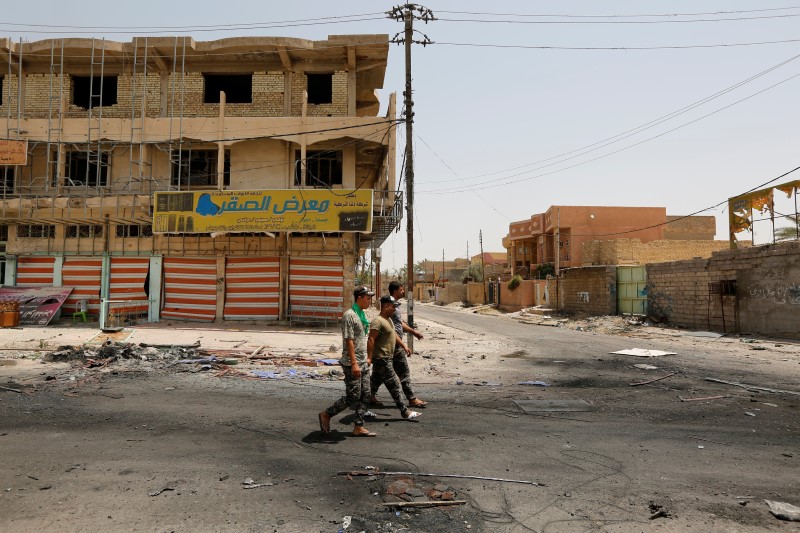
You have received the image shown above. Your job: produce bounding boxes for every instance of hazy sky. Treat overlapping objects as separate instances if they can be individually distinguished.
[5,1,800,270]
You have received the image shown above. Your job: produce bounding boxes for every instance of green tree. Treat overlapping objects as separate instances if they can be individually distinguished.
[460,263,483,282]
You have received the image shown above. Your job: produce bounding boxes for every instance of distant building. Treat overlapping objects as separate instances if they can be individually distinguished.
[503,206,724,277]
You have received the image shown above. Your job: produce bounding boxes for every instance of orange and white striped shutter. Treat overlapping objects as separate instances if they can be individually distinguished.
[224,257,280,320]
[109,257,150,316]
[289,257,343,319]
[62,257,102,316]
[161,257,217,322]
[16,256,55,286]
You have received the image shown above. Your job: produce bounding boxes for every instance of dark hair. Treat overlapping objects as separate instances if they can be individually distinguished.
[388,280,403,295]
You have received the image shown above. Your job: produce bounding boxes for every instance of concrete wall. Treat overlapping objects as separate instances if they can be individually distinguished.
[558,266,617,316]
[466,282,485,305]
[438,283,467,305]
[664,215,716,240]
[581,238,733,266]
[646,240,800,338]
[499,279,536,311]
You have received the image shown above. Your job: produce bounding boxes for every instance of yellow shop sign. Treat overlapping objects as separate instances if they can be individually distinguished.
[153,189,373,234]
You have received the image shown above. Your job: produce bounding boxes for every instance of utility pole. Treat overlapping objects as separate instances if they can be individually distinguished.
[388,4,434,353]
[479,230,486,303]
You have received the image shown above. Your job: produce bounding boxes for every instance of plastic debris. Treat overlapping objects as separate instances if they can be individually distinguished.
[765,500,800,521]
[317,358,340,366]
[611,349,676,357]
[519,380,550,387]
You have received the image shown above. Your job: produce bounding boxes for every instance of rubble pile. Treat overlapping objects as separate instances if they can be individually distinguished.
[45,341,199,366]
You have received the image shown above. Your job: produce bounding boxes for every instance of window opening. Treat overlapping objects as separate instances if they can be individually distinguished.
[0,166,13,194]
[72,75,118,109]
[307,73,333,105]
[116,224,153,238]
[17,225,55,238]
[66,225,103,238]
[295,150,342,187]
[62,151,110,187]
[203,74,253,104]
[171,150,230,188]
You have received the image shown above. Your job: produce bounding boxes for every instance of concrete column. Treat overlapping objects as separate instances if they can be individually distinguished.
[147,256,163,322]
[215,256,226,322]
[100,255,110,299]
[4,256,17,286]
[52,256,64,286]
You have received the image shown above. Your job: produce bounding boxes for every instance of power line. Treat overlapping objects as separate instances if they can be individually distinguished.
[434,38,800,51]
[435,13,800,24]
[419,70,800,194]
[438,6,800,19]
[423,52,800,186]
[563,166,800,238]
[0,16,387,35]
[0,12,385,31]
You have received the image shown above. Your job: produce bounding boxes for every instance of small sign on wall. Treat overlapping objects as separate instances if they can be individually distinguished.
[0,139,28,165]
[578,291,590,303]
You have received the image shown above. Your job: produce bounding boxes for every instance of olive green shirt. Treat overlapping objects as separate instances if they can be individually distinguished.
[369,315,396,361]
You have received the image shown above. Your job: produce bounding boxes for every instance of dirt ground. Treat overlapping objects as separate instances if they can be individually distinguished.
[1,304,799,532]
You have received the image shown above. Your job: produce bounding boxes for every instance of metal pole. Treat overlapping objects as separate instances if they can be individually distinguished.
[479,230,486,303]
[554,208,560,275]
[403,8,415,351]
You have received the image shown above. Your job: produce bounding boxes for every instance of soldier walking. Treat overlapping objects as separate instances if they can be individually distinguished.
[318,286,376,437]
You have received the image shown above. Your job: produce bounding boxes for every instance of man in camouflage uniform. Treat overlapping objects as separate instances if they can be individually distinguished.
[318,286,376,437]
[370,280,427,408]
[368,295,421,420]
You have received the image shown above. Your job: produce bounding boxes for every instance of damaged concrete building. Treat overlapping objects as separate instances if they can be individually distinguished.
[0,35,400,323]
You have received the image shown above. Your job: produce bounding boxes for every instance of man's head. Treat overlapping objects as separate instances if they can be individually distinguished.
[388,280,405,299]
[379,295,401,317]
[353,286,375,309]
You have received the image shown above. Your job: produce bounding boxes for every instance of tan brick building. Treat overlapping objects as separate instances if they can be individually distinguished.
[0,35,400,323]
[503,205,721,276]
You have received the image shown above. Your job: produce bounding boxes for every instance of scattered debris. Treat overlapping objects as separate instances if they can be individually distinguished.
[704,378,800,397]
[629,372,677,387]
[518,380,550,387]
[679,395,726,402]
[148,486,175,497]
[648,501,670,520]
[0,385,23,393]
[634,364,659,370]
[745,412,756,417]
[765,500,800,521]
[683,331,723,338]
[611,349,676,357]
[339,470,544,486]
[381,500,466,508]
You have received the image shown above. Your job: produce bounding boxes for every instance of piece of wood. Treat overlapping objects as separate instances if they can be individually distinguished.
[705,378,800,396]
[0,385,23,393]
[338,471,543,486]
[381,500,466,508]
[630,372,677,387]
[679,395,726,402]
[250,345,266,357]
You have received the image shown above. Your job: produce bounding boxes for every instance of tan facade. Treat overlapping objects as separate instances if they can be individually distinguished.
[504,205,719,276]
[581,238,735,266]
[0,35,399,323]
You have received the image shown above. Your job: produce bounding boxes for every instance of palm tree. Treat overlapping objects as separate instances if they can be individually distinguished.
[774,214,800,242]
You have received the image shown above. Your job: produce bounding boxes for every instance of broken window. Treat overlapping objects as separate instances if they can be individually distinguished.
[307,73,333,105]
[170,150,230,188]
[116,224,153,238]
[17,224,55,239]
[63,151,110,187]
[72,75,118,109]
[295,150,343,187]
[0,166,13,194]
[203,74,253,104]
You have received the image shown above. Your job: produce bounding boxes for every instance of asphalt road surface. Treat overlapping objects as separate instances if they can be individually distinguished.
[1,309,798,532]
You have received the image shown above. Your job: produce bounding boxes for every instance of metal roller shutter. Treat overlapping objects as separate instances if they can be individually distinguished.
[109,257,150,317]
[224,257,280,320]
[16,256,55,286]
[161,258,217,322]
[62,258,102,316]
[289,257,343,320]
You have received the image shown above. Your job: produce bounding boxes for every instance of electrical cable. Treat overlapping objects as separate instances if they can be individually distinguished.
[435,13,800,24]
[421,52,800,186]
[438,6,800,19]
[420,71,800,194]
[434,38,800,51]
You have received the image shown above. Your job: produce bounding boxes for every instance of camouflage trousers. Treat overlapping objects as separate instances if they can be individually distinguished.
[371,346,416,401]
[325,363,370,426]
[370,357,408,416]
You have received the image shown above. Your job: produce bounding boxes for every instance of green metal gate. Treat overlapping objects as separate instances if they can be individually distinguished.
[617,266,647,316]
